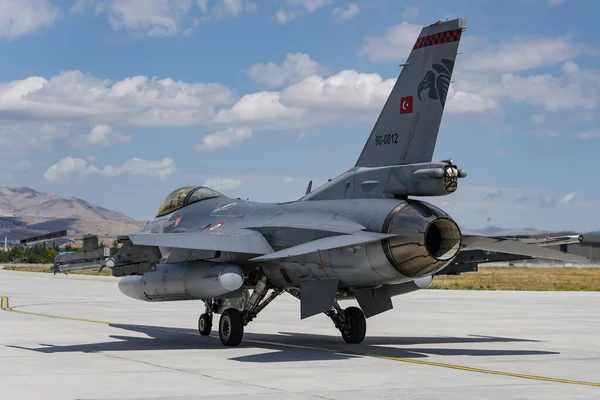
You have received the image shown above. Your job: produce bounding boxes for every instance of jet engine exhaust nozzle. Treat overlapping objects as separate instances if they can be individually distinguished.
[382,201,462,278]
[424,217,462,261]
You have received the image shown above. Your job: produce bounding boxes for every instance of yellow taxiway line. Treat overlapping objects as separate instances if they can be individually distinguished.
[2,295,600,388]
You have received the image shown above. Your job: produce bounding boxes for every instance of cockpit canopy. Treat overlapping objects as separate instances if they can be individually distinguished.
[156,186,223,217]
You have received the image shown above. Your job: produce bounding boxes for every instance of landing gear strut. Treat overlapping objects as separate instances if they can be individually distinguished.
[198,272,284,347]
[285,288,368,344]
[326,302,367,344]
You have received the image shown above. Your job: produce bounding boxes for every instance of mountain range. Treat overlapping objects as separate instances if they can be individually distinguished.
[0,186,134,221]
[0,187,144,243]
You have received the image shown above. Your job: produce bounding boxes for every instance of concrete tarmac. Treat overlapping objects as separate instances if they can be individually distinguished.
[1,269,599,400]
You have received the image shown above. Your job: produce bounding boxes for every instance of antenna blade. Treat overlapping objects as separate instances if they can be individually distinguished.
[305,180,313,195]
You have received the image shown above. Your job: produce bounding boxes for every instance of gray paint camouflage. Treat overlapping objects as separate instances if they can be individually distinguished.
[18,18,592,343]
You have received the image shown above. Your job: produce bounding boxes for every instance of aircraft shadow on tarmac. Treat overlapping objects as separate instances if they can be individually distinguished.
[7,323,559,363]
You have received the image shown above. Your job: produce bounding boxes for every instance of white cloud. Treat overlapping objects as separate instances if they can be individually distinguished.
[248,53,328,87]
[274,9,298,24]
[531,114,546,124]
[332,3,360,21]
[0,0,60,40]
[44,157,94,182]
[0,122,72,148]
[44,157,176,182]
[275,0,333,24]
[284,0,333,12]
[74,124,132,148]
[215,91,305,126]
[0,70,234,126]
[72,0,255,37]
[194,127,252,150]
[359,22,422,62]
[281,70,395,111]
[400,6,419,20]
[463,35,599,73]
[440,60,600,115]
[484,65,600,112]
[98,0,197,37]
[561,191,577,204]
[203,177,241,191]
[571,130,600,140]
[101,158,176,180]
[445,88,498,113]
[213,0,257,18]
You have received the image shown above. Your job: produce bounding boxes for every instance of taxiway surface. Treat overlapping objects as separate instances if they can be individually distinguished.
[1,269,599,399]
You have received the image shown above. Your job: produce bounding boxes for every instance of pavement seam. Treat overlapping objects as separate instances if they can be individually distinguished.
[98,353,285,394]
[3,295,600,389]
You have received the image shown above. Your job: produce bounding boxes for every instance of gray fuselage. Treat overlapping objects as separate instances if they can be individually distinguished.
[137,193,461,290]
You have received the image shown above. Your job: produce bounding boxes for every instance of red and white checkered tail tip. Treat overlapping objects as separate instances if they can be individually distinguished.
[413,18,467,51]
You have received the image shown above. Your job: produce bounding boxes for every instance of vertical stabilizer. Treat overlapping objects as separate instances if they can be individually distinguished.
[355,18,466,168]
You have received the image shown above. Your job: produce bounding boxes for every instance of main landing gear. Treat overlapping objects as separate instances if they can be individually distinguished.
[286,288,368,344]
[197,273,368,347]
[326,303,367,344]
[198,274,283,346]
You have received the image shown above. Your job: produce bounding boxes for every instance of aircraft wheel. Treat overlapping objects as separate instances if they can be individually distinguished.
[219,308,244,346]
[341,306,366,344]
[198,313,212,336]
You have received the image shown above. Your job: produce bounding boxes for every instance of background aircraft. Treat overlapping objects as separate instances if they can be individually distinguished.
[21,18,590,347]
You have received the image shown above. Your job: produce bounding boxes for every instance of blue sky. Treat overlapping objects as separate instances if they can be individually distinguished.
[0,0,599,232]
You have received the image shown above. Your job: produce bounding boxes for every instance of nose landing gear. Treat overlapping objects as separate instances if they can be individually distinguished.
[198,313,212,336]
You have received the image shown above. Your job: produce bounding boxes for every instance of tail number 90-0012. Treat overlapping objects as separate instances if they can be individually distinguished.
[375,133,398,145]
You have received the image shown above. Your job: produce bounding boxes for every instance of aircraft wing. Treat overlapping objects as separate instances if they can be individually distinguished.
[20,229,274,254]
[492,234,583,247]
[128,230,274,254]
[461,235,590,263]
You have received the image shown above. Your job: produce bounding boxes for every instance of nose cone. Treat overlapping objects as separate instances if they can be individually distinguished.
[118,275,148,301]
[218,265,244,292]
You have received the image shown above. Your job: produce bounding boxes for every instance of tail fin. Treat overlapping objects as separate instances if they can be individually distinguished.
[355,18,466,168]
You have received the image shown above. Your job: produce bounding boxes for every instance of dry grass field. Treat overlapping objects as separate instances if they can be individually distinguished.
[3,265,600,291]
[430,267,600,291]
[2,265,113,276]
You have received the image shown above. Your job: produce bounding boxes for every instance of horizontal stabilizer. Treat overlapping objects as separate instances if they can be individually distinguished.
[462,235,591,263]
[499,234,583,247]
[129,230,274,255]
[250,232,396,262]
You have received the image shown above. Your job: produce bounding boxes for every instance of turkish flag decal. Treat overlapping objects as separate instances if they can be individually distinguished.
[400,96,413,114]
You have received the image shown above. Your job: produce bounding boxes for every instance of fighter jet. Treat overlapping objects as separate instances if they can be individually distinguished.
[20,18,590,347]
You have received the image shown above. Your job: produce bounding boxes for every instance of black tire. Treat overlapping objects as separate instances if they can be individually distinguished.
[341,306,367,344]
[198,313,212,336]
[219,309,244,346]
